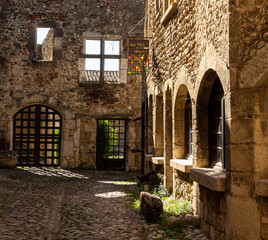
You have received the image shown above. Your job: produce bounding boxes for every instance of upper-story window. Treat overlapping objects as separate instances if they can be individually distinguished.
[161,0,177,25]
[36,27,54,61]
[84,39,120,84]
[163,0,174,13]
[155,0,160,11]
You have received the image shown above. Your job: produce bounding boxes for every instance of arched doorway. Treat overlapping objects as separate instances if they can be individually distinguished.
[13,105,62,166]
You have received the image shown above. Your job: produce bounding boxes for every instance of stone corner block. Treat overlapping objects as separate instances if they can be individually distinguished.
[255,179,268,197]
[190,168,226,192]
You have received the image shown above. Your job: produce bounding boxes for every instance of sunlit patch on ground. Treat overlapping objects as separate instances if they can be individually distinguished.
[95,191,128,198]
[99,180,137,185]
[17,167,89,179]
[98,180,116,184]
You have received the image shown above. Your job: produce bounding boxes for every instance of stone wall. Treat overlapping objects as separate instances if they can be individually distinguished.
[227,1,268,239]
[145,0,267,239]
[0,0,145,170]
[173,170,193,201]
[146,0,229,237]
[199,186,226,240]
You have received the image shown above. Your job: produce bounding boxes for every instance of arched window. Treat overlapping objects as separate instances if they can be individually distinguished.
[209,77,225,168]
[185,94,193,158]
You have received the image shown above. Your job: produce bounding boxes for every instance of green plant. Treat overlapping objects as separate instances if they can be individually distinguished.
[163,197,193,216]
[150,184,170,198]
[54,129,60,157]
[98,120,118,158]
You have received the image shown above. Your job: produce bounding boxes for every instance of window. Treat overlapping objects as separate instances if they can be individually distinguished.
[209,78,225,168]
[185,95,193,158]
[84,39,120,83]
[161,0,177,25]
[36,27,54,61]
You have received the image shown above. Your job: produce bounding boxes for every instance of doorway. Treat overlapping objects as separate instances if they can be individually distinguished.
[96,119,126,170]
[13,105,62,166]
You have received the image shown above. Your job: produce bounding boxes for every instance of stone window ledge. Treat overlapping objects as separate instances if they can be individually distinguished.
[190,168,226,192]
[151,157,164,165]
[161,3,177,26]
[255,179,268,197]
[170,159,193,173]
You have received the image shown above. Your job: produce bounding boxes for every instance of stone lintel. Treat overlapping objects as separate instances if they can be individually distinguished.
[160,3,177,26]
[151,157,164,165]
[190,168,226,192]
[255,179,268,197]
[170,159,193,173]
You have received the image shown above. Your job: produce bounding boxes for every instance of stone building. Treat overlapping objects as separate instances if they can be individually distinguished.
[144,0,268,239]
[0,0,145,171]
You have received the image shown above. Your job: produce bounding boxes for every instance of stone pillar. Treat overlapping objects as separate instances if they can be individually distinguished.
[226,88,261,240]
[163,90,173,191]
[154,94,163,156]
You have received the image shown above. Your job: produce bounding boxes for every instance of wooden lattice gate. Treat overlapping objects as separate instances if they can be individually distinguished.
[13,105,62,166]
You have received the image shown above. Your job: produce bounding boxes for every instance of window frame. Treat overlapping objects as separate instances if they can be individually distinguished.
[84,37,121,84]
[185,96,193,159]
[35,25,54,62]
[209,78,225,169]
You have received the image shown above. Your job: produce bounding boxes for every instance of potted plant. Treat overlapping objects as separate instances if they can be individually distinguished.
[0,130,17,168]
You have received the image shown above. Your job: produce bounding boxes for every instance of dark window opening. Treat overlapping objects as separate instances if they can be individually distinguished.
[185,94,193,158]
[209,77,225,168]
[96,119,126,170]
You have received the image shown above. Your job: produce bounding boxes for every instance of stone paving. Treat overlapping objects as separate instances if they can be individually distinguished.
[0,168,208,240]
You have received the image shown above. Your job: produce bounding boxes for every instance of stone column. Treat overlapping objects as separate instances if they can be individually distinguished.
[164,90,173,191]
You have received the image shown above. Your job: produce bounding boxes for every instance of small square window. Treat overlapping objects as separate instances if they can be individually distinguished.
[36,27,54,61]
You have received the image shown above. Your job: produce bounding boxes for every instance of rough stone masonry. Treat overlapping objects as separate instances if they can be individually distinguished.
[0,0,145,170]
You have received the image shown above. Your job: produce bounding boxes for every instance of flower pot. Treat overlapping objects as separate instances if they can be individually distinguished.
[0,150,17,168]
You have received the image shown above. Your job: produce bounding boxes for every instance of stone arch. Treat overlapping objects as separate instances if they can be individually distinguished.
[196,69,225,167]
[7,94,79,168]
[173,84,191,159]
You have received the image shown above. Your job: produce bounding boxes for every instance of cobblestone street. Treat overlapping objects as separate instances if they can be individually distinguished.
[0,168,207,240]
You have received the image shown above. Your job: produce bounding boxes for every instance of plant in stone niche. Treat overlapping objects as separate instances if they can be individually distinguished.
[98,120,118,158]
[163,197,193,216]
